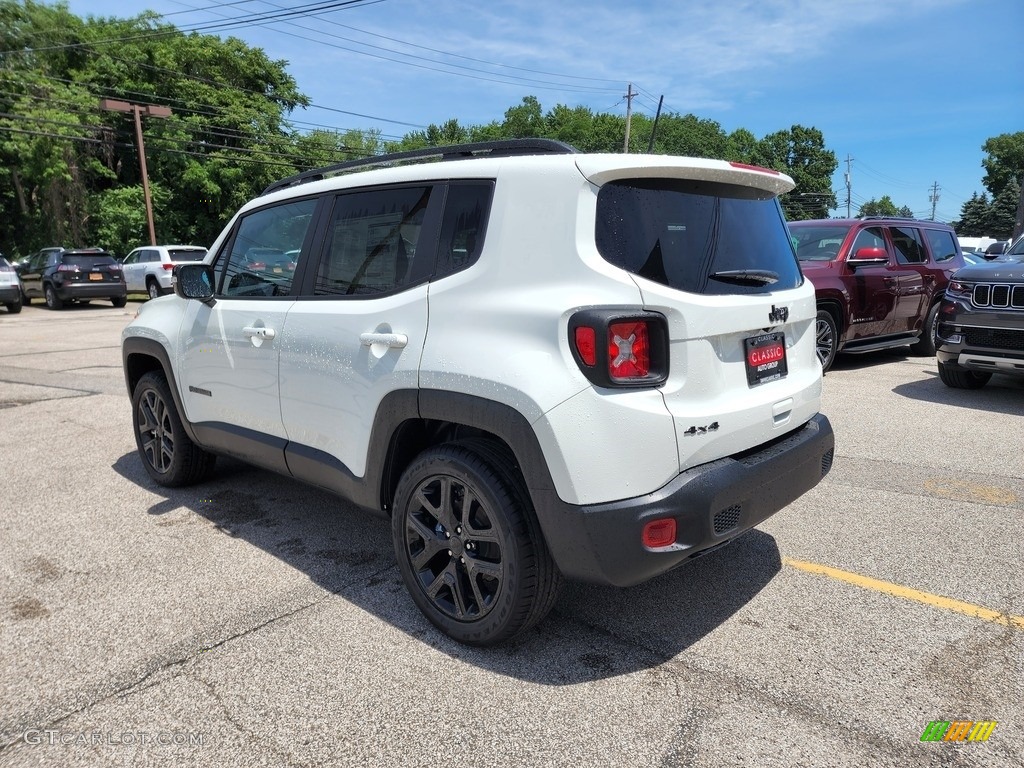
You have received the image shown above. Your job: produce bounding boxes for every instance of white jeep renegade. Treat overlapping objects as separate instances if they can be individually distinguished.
[122,139,834,645]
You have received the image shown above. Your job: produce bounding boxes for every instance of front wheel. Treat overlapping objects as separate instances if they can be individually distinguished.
[815,310,838,373]
[937,362,990,389]
[132,371,217,486]
[910,302,940,356]
[391,443,560,646]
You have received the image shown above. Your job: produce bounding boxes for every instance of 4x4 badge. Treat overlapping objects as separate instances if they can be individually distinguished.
[769,305,789,324]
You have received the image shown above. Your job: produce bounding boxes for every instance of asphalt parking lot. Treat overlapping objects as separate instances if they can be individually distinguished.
[1,301,1022,767]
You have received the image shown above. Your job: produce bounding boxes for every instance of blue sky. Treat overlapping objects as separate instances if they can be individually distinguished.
[67,0,1024,223]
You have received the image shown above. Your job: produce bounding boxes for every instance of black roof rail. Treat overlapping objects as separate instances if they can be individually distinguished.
[261,138,579,196]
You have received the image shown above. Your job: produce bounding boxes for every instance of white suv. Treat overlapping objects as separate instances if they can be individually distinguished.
[122,140,834,645]
[121,244,208,299]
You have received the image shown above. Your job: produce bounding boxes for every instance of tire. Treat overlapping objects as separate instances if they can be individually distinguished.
[937,362,990,389]
[111,296,128,308]
[147,280,161,300]
[132,371,217,486]
[392,443,561,646]
[5,295,21,314]
[44,284,63,310]
[910,302,940,356]
[815,309,838,373]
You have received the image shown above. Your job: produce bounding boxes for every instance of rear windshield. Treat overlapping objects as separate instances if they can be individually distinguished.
[595,179,802,295]
[169,248,207,262]
[62,254,116,267]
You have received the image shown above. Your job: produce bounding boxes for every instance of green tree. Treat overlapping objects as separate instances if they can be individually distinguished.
[857,196,907,218]
[981,132,1024,199]
[988,179,1020,239]
[754,126,837,220]
[954,192,991,235]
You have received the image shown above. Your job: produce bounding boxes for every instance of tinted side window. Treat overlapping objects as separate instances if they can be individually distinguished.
[595,179,802,295]
[891,227,925,264]
[220,199,316,297]
[851,226,886,254]
[924,228,957,262]
[436,181,494,277]
[314,186,431,297]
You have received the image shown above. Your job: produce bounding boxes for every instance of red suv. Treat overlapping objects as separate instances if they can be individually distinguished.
[788,217,965,371]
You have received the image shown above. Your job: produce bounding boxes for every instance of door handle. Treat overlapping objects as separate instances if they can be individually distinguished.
[242,326,276,340]
[360,332,408,349]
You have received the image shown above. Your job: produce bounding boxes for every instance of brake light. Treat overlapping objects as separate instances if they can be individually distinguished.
[108,263,121,271]
[57,264,79,273]
[608,321,650,380]
[642,518,677,548]
[163,263,175,270]
[729,161,780,175]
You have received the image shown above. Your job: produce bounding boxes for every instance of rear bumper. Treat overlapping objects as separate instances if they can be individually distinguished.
[533,413,834,586]
[55,281,127,300]
[0,284,19,303]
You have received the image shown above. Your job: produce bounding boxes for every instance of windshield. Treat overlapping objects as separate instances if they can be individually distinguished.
[789,224,851,262]
[595,179,802,295]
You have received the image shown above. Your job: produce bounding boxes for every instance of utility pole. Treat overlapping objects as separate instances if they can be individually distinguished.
[99,99,172,245]
[844,154,854,217]
[929,182,941,220]
[623,83,635,154]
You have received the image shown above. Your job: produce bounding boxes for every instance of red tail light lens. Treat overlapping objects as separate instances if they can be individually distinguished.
[57,264,79,273]
[608,321,650,380]
[642,518,677,548]
[162,263,175,270]
[574,327,597,367]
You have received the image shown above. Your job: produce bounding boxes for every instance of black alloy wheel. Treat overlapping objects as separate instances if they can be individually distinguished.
[132,371,216,486]
[392,443,560,645]
[910,302,939,356]
[815,310,838,372]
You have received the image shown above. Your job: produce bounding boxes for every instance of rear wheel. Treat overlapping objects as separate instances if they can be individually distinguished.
[910,302,940,356]
[815,310,838,372]
[44,284,63,310]
[147,279,161,300]
[132,371,217,486]
[392,443,561,646]
[4,295,21,314]
[111,296,128,308]
[937,362,990,389]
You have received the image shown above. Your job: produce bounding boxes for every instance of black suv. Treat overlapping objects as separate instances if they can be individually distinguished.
[19,248,127,309]
[936,244,1024,388]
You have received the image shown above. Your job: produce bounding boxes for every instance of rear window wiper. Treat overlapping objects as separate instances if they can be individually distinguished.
[708,269,779,286]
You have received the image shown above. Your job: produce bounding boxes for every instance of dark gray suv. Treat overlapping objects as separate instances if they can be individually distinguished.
[19,247,127,309]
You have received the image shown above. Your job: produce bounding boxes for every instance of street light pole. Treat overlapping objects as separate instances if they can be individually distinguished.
[99,99,172,245]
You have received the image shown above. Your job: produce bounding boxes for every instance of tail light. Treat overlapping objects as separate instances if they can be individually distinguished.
[569,310,668,388]
[107,263,121,271]
[163,263,175,270]
[57,263,80,273]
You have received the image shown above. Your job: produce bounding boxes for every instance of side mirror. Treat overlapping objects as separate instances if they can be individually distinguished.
[174,264,215,301]
[983,242,1007,259]
[846,246,889,267]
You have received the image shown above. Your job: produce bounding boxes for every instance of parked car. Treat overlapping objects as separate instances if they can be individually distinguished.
[936,248,1024,388]
[122,139,834,645]
[788,217,965,372]
[19,247,127,309]
[0,256,23,314]
[121,245,208,299]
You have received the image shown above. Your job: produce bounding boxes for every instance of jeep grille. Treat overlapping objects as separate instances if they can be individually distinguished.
[972,284,1024,310]
[963,328,1024,351]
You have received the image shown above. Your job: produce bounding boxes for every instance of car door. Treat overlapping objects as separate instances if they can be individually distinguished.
[177,197,320,471]
[278,184,441,488]
[841,226,910,340]
[887,225,928,333]
[121,249,145,292]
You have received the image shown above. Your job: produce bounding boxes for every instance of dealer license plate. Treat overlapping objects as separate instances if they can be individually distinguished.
[744,332,787,386]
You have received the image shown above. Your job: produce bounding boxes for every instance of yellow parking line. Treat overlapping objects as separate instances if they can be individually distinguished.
[783,558,1024,631]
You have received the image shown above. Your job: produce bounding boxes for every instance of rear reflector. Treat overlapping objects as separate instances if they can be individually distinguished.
[642,518,676,548]
[574,326,597,367]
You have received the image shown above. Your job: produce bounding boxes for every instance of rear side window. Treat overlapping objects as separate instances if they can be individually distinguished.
[595,179,802,295]
[923,228,957,262]
[891,227,926,264]
[436,181,494,278]
[314,186,432,297]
